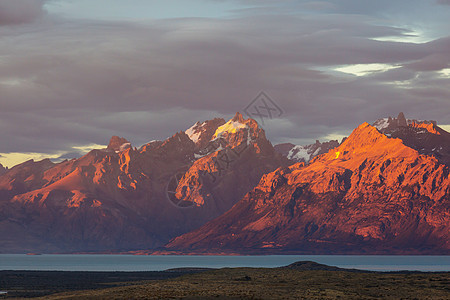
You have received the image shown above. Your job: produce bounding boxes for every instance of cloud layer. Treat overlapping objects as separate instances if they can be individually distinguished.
[1,0,450,167]
[0,0,45,25]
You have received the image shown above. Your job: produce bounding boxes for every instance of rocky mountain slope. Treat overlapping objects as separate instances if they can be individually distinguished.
[0,113,288,253]
[0,163,6,175]
[164,114,450,254]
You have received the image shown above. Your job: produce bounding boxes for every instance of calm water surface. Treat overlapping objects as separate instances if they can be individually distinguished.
[0,255,449,272]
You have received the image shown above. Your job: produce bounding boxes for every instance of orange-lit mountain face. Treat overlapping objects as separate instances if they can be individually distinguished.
[164,116,450,255]
[0,113,288,253]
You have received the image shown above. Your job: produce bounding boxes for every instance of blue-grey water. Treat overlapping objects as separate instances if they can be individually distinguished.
[0,255,448,272]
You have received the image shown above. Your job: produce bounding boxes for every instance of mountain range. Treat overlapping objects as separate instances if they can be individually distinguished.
[0,112,449,254]
[0,113,287,253]
[163,113,450,255]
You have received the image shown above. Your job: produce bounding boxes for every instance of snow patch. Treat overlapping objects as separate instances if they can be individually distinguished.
[286,144,326,163]
[185,121,205,143]
[312,147,321,157]
[246,129,253,146]
[213,120,247,139]
[287,146,311,162]
[194,153,205,159]
[373,118,389,130]
[116,143,131,153]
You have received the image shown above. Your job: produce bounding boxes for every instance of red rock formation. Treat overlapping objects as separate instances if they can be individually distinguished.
[107,136,131,152]
[0,113,287,253]
[164,122,450,255]
[409,121,441,135]
[0,159,55,199]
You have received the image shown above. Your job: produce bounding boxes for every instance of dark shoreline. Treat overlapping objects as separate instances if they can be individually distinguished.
[0,269,211,298]
[1,262,449,299]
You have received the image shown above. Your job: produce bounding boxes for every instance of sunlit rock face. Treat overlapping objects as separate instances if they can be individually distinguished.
[0,113,287,253]
[165,120,450,255]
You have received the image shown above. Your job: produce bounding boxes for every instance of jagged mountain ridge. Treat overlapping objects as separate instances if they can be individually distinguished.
[2,112,449,254]
[171,113,281,212]
[163,117,450,255]
[0,113,288,253]
[185,118,227,150]
[373,112,450,165]
[275,140,340,163]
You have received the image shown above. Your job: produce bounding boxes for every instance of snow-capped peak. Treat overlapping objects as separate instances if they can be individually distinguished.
[373,118,390,131]
[275,140,340,164]
[372,113,439,136]
[185,121,205,143]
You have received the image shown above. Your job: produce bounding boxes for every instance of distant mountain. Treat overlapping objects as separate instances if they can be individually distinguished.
[163,114,450,255]
[275,140,340,163]
[373,112,450,165]
[3,112,449,255]
[0,112,288,253]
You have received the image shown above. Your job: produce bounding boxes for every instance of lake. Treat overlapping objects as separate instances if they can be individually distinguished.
[0,255,449,272]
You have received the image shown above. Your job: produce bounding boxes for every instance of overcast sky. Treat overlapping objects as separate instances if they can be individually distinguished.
[1,0,450,167]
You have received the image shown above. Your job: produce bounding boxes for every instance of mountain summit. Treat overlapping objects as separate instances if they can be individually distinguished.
[107,136,131,152]
[231,111,245,123]
[185,117,226,150]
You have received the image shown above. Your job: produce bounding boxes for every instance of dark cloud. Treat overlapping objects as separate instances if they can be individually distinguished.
[405,54,450,71]
[1,3,450,163]
[0,0,45,25]
[437,0,450,5]
[227,0,427,16]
